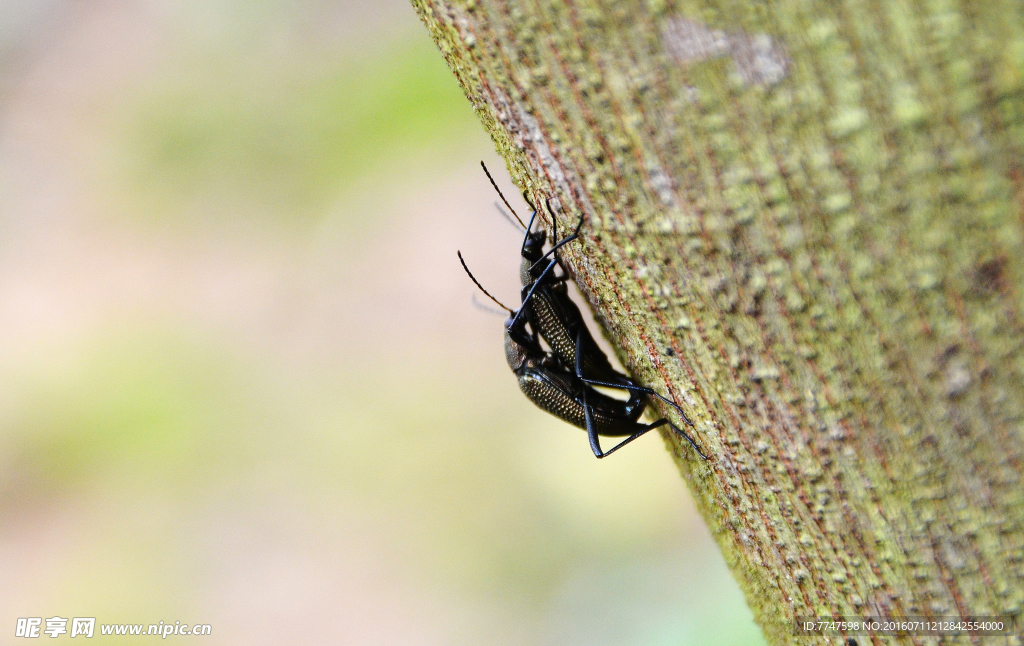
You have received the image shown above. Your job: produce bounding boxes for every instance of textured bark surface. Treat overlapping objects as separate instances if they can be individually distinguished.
[411,1,1024,644]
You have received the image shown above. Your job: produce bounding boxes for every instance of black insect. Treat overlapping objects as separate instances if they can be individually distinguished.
[480,164,704,432]
[482,162,632,389]
[458,163,707,460]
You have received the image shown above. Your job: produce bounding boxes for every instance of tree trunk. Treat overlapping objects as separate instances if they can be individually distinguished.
[411,1,1024,643]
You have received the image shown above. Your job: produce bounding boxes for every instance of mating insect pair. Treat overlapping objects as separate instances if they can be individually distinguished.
[459,162,707,460]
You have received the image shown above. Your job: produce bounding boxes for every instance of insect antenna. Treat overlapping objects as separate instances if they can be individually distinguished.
[457,251,514,314]
[480,161,527,229]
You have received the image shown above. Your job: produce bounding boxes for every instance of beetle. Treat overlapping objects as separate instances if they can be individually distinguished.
[479,163,705,456]
[481,162,626,386]
[459,165,707,459]
[459,252,700,457]
[506,318,697,458]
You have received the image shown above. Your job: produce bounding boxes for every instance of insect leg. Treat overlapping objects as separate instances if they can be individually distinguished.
[583,387,602,457]
[585,394,672,459]
[570,324,645,413]
[576,376,691,426]
[574,329,708,460]
[520,208,541,257]
[583,376,707,459]
[508,256,560,332]
[528,207,585,275]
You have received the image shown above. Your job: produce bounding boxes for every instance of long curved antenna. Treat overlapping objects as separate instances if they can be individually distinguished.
[457,251,514,313]
[480,161,526,229]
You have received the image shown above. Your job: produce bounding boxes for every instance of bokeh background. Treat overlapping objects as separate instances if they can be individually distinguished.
[0,1,766,644]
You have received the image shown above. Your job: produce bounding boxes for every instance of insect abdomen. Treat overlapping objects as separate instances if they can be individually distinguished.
[517,369,644,437]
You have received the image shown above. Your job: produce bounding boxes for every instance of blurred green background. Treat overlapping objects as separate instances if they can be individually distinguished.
[0,1,766,643]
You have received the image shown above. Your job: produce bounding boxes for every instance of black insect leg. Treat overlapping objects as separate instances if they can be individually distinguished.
[584,387,673,458]
[511,203,585,339]
[579,376,693,427]
[519,208,542,256]
[527,206,585,275]
[574,329,708,460]
[507,255,560,332]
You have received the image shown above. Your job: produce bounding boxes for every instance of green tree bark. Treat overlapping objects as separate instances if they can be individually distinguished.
[411,1,1024,643]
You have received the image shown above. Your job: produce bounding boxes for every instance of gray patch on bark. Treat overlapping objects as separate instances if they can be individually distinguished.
[662,17,789,87]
